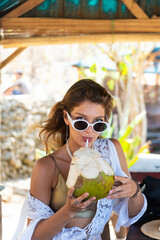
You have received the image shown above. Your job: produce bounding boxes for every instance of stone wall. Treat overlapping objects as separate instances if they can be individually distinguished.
[1,95,55,181]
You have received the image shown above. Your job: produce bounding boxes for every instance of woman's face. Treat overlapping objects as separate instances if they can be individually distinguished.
[64,101,105,148]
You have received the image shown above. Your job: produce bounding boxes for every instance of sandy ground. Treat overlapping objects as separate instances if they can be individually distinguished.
[1,178,30,240]
[1,178,121,240]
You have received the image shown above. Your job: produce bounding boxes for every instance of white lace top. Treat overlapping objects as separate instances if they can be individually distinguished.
[12,138,147,240]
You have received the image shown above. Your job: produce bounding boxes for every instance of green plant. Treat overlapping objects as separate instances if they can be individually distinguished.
[102,111,150,168]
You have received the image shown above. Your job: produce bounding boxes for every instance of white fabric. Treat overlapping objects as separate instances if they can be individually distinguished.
[12,138,147,240]
[108,140,147,231]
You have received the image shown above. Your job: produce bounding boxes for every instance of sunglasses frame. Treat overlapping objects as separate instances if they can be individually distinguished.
[66,112,110,133]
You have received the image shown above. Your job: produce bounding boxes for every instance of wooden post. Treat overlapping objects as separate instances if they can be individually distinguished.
[0,187,4,240]
[0,195,2,240]
[0,48,26,70]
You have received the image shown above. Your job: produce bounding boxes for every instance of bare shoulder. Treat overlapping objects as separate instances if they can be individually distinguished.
[34,155,56,175]
[31,155,57,185]
[109,138,122,152]
[30,155,57,205]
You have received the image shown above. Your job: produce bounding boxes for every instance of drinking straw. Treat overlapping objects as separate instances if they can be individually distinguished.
[85,139,89,147]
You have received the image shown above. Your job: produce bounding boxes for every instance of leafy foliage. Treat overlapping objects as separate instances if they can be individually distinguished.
[102,111,150,168]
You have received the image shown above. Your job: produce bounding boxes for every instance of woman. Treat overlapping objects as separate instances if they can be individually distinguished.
[13,79,147,240]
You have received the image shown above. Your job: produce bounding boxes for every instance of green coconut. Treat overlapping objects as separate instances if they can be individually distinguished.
[66,147,115,200]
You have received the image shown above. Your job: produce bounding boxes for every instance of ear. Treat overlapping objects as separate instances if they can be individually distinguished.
[63,110,69,125]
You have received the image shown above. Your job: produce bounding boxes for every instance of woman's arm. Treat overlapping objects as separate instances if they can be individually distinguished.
[29,156,95,240]
[29,156,73,240]
[108,138,144,218]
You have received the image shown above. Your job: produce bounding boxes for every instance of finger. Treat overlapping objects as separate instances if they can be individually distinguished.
[73,199,79,205]
[67,187,75,198]
[109,184,128,195]
[108,181,135,198]
[75,192,89,203]
[79,196,96,209]
[114,176,130,184]
[107,189,129,199]
[110,179,133,194]
[113,181,122,187]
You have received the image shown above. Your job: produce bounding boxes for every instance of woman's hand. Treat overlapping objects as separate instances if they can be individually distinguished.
[64,187,96,216]
[107,176,139,199]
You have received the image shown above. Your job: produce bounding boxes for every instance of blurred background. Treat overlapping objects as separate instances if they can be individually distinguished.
[1,42,160,240]
[0,0,160,239]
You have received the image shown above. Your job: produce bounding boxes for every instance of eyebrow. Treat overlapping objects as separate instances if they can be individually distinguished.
[73,112,105,119]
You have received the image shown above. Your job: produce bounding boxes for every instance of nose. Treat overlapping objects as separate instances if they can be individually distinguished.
[86,124,94,133]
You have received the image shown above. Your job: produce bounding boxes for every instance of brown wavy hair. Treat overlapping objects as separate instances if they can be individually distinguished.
[39,79,113,153]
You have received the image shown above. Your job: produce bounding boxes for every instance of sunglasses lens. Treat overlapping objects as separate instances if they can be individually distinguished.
[94,122,108,132]
[74,120,88,130]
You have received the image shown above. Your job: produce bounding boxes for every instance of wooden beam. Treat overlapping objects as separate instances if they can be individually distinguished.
[0,187,4,240]
[120,0,149,19]
[0,48,26,69]
[3,0,45,18]
[1,18,160,33]
[2,34,160,48]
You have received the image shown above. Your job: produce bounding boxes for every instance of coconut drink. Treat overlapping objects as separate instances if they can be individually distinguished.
[66,143,115,200]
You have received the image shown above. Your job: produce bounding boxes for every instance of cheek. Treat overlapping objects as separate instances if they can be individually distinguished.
[94,133,100,140]
[69,126,78,136]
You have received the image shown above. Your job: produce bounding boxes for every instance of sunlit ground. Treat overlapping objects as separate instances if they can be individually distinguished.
[2,178,30,240]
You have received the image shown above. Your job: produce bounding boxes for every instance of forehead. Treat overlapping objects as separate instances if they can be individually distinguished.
[71,101,105,116]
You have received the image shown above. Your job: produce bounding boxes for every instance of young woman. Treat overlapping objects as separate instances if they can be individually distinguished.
[13,79,147,240]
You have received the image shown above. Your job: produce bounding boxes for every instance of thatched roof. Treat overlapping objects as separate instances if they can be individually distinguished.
[0,0,160,69]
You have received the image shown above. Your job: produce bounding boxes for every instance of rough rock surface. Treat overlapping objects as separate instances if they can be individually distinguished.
[1,95,55,181]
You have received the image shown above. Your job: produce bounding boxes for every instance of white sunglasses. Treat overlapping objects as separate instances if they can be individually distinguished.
[66,112,110,133]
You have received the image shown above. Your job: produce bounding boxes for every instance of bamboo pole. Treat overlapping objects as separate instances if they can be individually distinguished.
[120,0,149,19]
[3,0,45,18]
[2,34,160,48]
[0,48,26,69]
[1,18,160,33]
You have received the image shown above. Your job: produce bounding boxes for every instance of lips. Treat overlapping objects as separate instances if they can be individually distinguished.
[82,137,93,142]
